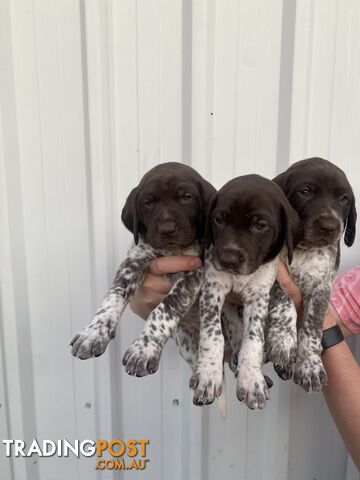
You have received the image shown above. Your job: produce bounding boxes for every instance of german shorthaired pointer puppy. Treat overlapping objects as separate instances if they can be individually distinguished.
[266,158,357,392]
[70,162,215,377]
[189,175,299,409]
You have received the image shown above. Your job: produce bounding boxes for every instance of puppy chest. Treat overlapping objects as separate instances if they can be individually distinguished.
[231,260,278,298]
[289,247,337,287]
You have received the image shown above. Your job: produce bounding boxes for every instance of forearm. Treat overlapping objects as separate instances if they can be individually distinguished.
[322,312,360,470]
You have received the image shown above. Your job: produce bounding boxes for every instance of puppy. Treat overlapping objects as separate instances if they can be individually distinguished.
[266,158,356,392]
[189,175,299,409]
[71,162,215,377]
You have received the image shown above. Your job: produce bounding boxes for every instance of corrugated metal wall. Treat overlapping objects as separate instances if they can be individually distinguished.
[1,0,359,479]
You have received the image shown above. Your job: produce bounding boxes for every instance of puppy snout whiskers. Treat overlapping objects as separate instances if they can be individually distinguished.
[218,248,242,270]
[316,215,339,234]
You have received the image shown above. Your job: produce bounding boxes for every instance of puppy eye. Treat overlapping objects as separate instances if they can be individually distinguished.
[339,194,349,204]
[252,220,269,232]
[213,214,225,226]
[143,199,154,208]
[298,187,311,198]
[182,193,193,202]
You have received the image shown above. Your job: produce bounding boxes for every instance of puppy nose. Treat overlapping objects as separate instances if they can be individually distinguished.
[218,248,242,269]
[158,221,177,236]
[316,216,339,233]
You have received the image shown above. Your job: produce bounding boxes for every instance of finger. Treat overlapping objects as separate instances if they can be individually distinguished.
[141,273,172,294]
[276,262,302,309]
[276,261,294,286]
[148,255,202,276]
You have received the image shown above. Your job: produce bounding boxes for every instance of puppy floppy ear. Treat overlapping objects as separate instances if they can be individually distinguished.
[281,202,300,264]
[196,178,217,235]
[273,170,291,196]
[204,194,218,250]
[345,198,357,247]
[121,187,140,244]
[198,178,217,204]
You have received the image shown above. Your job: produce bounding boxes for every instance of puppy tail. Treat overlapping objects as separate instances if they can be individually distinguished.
[217,373,227,420]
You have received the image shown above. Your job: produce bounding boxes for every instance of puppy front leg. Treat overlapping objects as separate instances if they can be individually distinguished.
[122,268,203,376]
[266,281,297,380]
[293,286,330,392]
[236,293,270,410]
[173,321,200,371]
[71,243,157,359]
[189,280,230,406]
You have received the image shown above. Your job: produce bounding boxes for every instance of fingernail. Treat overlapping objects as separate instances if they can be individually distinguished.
[191,258,202,269]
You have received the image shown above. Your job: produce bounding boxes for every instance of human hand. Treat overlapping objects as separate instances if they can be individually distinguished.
[129,255,202,320]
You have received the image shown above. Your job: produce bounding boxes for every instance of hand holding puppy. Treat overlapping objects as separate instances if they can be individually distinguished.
[130,256,202,320]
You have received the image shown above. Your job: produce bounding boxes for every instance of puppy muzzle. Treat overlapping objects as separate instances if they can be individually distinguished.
[305,214,343,245]
[212,247,256,275]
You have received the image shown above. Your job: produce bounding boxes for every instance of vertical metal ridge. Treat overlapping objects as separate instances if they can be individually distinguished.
[207,0,216,182]
[134,0,142,177]
[79,0,95,304]
[303,0,316,157]
[0,19,15,480]
[0,248,15,480]
[232,0,241,178]
[107,0,122,450]
[182,0,192,166]
[276,0,297,174]
[327,0,340,159]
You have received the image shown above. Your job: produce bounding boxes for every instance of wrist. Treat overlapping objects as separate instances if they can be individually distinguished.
[321,324,345,353]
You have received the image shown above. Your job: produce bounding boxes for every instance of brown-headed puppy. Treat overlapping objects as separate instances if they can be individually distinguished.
[266,158,356,392]
[70,162,215,378]
[189,174,299,409]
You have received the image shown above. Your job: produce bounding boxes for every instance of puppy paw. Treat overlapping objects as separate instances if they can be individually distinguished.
[189,367,223,406]
[266,334,297,368]
[236,368,270,410]
[122,339,161,377]
[274,361,294,381]
[70,324,114,359]
[293,354,327,392]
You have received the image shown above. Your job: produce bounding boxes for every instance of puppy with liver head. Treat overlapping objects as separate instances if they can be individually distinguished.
[266,158,357,392]
[71,162,215,377]
[189,175,299,409]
